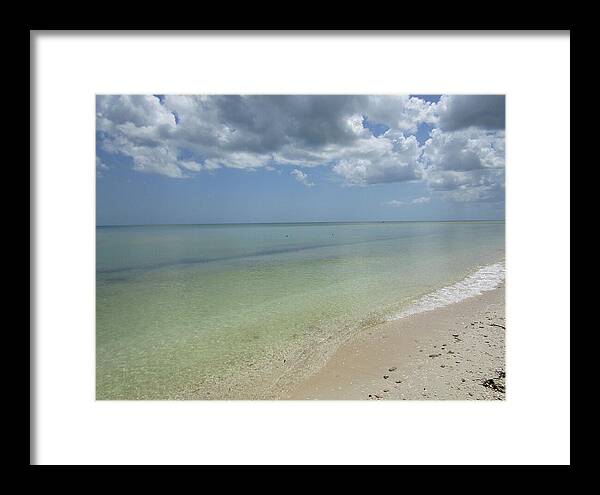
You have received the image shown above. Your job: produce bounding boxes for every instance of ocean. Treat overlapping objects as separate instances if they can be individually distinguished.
[96,221,505,399]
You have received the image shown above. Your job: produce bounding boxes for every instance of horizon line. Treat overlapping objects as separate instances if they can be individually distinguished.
[97,219,505,228]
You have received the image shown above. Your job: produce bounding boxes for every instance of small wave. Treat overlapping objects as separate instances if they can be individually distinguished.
[389,261,505,320]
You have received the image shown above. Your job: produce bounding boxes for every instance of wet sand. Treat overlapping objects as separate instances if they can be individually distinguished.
[285,284,505,400]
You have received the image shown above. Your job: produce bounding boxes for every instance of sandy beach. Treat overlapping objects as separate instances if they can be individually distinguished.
[285,284,505,400]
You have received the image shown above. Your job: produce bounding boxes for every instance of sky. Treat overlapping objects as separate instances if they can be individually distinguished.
[96,95,505,225]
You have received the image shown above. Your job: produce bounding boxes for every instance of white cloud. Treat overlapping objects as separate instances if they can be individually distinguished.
[96,95,435,182]
[387,196,431,207]
[290,169,314,187]
[332,133,422,185]
[178,160,204,172]
[363,96,438,133]
[422,128,505,172]
[96,95,505,204]
[421,127,505,203]
[97,95,176,128]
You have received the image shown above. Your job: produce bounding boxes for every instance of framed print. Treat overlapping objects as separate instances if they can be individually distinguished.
[31,30,570,466]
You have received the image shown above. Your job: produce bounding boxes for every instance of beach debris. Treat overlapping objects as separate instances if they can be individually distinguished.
[395,380,402,383]
[481,370,506,393]
[383,375,389,379]
[482,378,505,392]
[461,378,466,382]
[489,323,505,329]
[388,367,397,372]
[452,333,460,337]
[428,353,441,358]
[383,389,389,393]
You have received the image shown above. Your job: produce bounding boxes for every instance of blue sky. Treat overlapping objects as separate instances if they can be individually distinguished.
[96,95,505,225]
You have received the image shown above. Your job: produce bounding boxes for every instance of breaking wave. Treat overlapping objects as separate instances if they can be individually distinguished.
[389,261,505,320]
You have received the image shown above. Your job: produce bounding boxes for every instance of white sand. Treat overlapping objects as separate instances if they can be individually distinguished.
[284,284,505,400]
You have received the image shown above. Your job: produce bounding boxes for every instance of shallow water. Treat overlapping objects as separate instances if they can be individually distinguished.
[96,221,505,399]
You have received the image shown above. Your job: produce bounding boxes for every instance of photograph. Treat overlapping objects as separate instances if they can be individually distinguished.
[32,30,570,466]
[96,94,506,401]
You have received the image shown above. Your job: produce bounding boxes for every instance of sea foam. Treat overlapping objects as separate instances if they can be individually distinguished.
[389,261,505,320]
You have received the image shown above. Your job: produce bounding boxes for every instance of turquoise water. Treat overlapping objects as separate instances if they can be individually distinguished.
[96,221,505,399]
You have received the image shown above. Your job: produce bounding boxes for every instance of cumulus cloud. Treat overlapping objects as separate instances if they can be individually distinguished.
[332,132,422,185]
[421,126,505,203]
[291,169,314,187]
[96,95,433,182]
[96,94,505,204]
[422,128,505,172]
[362,96,438,133]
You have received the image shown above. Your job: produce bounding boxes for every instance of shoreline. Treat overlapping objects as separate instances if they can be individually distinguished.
[283,283,505,400]
[97,260,506,400]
